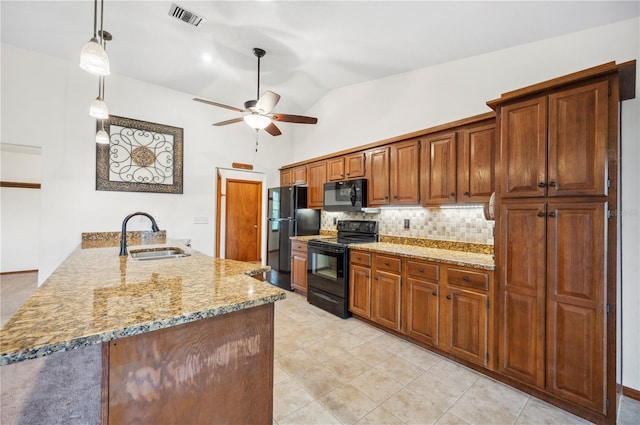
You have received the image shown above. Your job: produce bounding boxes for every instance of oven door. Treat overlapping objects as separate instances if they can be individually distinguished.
[307,243,346,298]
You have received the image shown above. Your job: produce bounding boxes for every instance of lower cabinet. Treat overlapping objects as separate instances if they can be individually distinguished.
[349,250,494,369]
[290,240,308,294]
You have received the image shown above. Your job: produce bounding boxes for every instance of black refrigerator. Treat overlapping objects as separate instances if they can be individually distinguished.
[266,186,320,290]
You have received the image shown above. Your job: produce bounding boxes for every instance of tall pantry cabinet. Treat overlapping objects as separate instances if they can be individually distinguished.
[489,63,624,423]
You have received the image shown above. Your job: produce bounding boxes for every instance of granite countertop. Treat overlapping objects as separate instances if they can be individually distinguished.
[0,242,286,366]
[351,242,495,270]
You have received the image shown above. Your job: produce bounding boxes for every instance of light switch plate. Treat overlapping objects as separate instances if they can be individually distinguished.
[404,219,410,229]
[194,216,209,224]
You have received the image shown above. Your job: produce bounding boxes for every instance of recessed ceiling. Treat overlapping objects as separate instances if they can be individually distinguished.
[1,1,638,116]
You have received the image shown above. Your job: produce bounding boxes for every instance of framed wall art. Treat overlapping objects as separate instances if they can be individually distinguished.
[96,115,183,194]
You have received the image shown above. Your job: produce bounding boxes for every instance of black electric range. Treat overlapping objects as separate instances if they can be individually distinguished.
[306,220,379,318]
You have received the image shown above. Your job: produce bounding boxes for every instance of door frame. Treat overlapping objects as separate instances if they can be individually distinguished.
[215,168,267,262]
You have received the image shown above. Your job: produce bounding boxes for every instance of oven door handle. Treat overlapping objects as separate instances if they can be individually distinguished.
[312,291,339,304]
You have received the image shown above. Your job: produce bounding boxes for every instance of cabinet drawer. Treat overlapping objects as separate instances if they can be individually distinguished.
[350,251,371,267]
[291,241,307,253]
[375,255,402,273]
[447,268,489,291]
[407,260,439,281]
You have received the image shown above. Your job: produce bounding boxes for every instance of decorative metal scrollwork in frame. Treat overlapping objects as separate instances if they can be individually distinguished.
[96,115,183,194]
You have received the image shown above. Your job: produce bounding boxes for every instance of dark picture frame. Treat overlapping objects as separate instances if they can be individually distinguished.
[96,115,183,194]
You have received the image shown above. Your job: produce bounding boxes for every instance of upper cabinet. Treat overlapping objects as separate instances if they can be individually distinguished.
[421,132,457,206]
[280,165,307,186]
[499,80,609,198]
[307,161,327,208]
[328,152,366,181]
[366,147,390,206]
[458,123,495,203]
[390,139,421,205]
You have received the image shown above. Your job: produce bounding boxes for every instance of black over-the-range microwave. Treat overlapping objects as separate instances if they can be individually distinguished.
[323,178,367,212]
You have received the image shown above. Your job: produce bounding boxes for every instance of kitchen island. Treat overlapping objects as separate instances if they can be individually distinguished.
[0,241,285,424]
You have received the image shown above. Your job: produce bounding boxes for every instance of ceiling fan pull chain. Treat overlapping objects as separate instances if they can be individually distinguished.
[255,129,259,152]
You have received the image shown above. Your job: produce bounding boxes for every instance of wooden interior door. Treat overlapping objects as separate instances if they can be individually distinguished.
[224,179,262,262]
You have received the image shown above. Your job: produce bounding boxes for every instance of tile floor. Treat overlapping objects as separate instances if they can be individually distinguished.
[2,272,639,424]
[273,291,640,425]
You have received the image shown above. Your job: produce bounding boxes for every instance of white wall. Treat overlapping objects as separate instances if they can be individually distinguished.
[0,145,42,272]
[0,44,293,285]
[293,18,640,392]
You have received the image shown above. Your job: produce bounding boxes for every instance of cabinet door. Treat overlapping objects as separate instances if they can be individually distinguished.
[372,270,402,331]
[498,200,546,388]
[458,124,495,203]
[444,287,488,367]
[307,161,327,208]
[291,165,308,185]
[349,264,372,318]
[548,81,608,197]
[291,251,308,294]
[367,147,390,206]
[345,153,366,178]
[499,96,547,198]
[421,132,457,205]
[327,157,345,181]
[405,278,439,346]
[280,169,292,186]
[546,201,606,413]
[390,139,420,205]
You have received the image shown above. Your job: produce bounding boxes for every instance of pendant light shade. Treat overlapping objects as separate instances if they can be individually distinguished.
[243,113,271,130]
[96,126,110,144]
[80,37,110,76]
[89,97,109,119]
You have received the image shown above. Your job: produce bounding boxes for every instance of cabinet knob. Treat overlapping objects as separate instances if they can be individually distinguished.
[537,212,545,217]
[549,212,557,218]
[432,291,437,296]
[346,172,350,176]
[446,295,452,300]
[384,261,389,265]
[462,276,469,282]
[538,182,546,188]
[464,191,470,196]
[375,276,379,281]
[450,192,456,197]
[549,181,557,188]
[418,267,424,272]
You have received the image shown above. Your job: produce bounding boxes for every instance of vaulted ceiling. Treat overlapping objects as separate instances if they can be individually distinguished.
[2,1,638,118]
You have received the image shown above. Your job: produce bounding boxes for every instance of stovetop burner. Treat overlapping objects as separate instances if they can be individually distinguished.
[308,220,379,247]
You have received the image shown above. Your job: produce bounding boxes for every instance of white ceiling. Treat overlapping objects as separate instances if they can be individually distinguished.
[2,1,639,118]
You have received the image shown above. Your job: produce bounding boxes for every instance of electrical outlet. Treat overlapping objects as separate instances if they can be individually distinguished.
[333,217,337,225]
[404,219,410,229]
[194,216,209,224]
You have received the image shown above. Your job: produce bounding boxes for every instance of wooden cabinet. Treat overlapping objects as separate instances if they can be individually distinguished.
[390,139,420,205]
[307,161,327,208]
[458,123,495,203]
[421,132,457,205]
[327,153,366,181]
[499,80,609,199]
[372,255,402,331]
[498,199,607,412]
[366,147,390,206]
[442,267,492,368]
[290,240,308,294]
[280,165,307,186]
[404,260,440,346]
[349,250,372,318]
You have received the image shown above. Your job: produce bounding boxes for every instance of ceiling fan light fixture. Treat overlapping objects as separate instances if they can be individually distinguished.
[244,113,271,130]
[89,97,109,119]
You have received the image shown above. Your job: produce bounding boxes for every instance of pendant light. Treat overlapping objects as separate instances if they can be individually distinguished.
[96,120,110,144]
[80,0,110,76]
[89,30,111,119]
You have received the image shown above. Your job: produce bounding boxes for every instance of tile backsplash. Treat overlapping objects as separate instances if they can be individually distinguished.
[321,206,494,245]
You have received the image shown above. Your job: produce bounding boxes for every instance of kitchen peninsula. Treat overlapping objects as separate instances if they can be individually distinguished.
[0,239,285,424]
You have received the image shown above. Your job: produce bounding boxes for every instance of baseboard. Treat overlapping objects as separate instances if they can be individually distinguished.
[0,269,38,276]
[623,386,640,402]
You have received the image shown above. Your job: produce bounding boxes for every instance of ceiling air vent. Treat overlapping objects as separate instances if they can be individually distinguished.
[168,3,205,27]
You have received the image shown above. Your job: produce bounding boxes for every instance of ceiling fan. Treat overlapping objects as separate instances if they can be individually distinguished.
[193,48,318,136]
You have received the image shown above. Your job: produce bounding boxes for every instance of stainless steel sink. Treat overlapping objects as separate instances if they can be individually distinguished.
[129,247,190,260]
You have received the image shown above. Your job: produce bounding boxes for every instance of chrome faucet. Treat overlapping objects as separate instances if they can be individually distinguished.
[119,212,160,256]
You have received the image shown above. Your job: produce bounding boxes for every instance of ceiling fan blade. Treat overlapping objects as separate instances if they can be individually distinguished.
[193,98,245,113]
[272,113,318,124]
[264,122,282,137]
[255,91,281,114]
[213,117,245,126]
